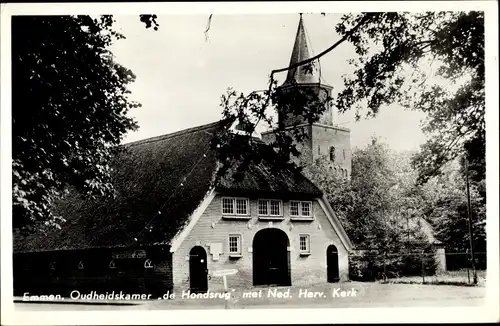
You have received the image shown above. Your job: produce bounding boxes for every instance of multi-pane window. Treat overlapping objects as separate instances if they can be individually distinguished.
[222,198,234,215]
[299,234,310,254]
[222,197,249,216]
[258,200,268,215]
[290,201,300,216]
[258,199,282,217]
[229,234,242,255]
[301,202,311,217]
[236,198,248,215]
[270,200,281,216]
[290,201,313,218]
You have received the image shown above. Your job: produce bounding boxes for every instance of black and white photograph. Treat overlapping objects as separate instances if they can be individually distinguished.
[1,1,498,324]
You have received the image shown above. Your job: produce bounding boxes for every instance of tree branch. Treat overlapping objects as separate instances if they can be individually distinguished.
[204,14,213,41]
[232,14,373,138]
[270,15,372,78]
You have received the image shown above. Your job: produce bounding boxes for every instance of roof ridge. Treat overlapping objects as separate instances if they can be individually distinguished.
[123,121,220,147]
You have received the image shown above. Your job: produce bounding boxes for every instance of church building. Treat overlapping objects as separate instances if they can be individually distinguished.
[262,15,351,178]
[13,16,355,297]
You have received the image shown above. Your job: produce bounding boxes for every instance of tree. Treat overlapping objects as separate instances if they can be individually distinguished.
[304,139,432,248]
[212,83,331,181]
[335,12,484,183]
[420,160,486,267]
[12,15,140,230]
[299,149,354,233]
[302,139,434,279]
[212,12,485,185]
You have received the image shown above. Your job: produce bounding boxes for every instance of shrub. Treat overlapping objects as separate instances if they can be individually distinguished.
[349,249,438,281]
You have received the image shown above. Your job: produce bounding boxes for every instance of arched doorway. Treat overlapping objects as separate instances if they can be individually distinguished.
[253,228,291,286]
[327,245,340,283]
[189,246,208,293]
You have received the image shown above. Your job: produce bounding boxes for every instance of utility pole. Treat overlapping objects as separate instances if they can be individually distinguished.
[465,158,478,284]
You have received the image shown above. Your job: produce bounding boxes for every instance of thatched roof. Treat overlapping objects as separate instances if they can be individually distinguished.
[13,121,322,253]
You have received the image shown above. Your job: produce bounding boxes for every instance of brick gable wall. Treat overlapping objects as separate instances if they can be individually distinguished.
[172,194,349,291]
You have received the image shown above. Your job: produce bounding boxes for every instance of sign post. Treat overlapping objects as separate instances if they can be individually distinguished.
[211,269,238,309]
[223,275,228,310]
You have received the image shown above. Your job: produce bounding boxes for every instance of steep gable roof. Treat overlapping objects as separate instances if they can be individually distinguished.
[13,121,322,253]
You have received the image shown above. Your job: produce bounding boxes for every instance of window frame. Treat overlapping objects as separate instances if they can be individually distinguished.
[222,197,235,215]
[221,197,250,218]
[228,233,243,257]
[257,199,283,219]
[329,146,336,162]
[290,201,300,217]
[299,234,311,255]
[290,201,314,220]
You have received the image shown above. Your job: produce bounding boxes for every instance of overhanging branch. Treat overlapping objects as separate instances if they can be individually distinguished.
[270,15,372,78]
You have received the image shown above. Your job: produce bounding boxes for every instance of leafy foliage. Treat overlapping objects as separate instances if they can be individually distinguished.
[208,14,486,271]
[211,81,330,181]
[139,14,160,31]
[303,140,427,247]
[211,14,374,181]
[213,12,485,186]
[420,160,486,255]
[303,139,437,279]
[335,12,485,183]
[12,16,139,230]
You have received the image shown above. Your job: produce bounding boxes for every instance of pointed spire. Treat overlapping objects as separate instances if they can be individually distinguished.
[283,14,321,86]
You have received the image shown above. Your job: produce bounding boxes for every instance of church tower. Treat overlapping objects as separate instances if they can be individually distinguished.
[261,14,351,178]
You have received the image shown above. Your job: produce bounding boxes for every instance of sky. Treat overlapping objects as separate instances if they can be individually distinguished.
[110,14,429,151]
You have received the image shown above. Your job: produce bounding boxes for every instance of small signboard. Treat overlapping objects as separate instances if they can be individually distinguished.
[210,269,238,309]
[112,250,147,259]
[211,269,238,277]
